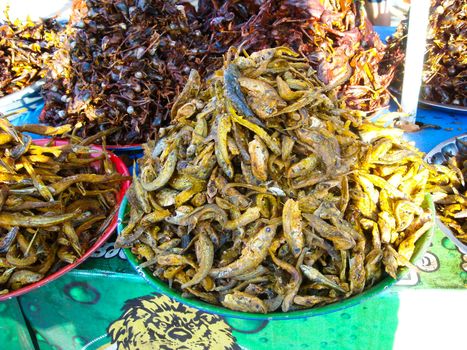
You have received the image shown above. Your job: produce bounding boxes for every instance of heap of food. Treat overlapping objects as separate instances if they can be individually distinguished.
[116,48,434,313]
[41,0,219,145]
[42,0,394,145]
[0,11,62,96]
[428,138,467,243]
[385,0,466,106]
[0,119,129,295]
[201,0,395,114]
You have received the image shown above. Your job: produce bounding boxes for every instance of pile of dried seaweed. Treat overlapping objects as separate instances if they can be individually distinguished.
[0,11,62,97]
[41,0,219,145]
[199,0,395,114]
[42,0,394,146]
[116,48,434,313]
[384,0,466,106]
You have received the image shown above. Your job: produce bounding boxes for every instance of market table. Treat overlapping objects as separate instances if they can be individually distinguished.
[2,27,467,350]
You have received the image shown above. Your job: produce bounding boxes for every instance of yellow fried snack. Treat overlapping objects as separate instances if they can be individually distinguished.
[118,48,434,313]
[0,118,128,294]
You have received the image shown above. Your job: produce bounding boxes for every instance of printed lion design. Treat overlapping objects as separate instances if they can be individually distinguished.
[108,294,240,350]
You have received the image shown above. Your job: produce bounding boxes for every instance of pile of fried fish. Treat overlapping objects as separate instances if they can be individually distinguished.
[0,120,128,295]
[427,139,467,243]
[116,48,435,313]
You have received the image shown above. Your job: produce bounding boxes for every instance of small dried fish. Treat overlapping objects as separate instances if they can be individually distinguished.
[427,138,467,243]
[0,119,128,294]
[120,48,434,313]
[0,12,62,97]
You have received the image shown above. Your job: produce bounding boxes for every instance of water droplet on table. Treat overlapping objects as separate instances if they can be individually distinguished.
[341,312,351,319]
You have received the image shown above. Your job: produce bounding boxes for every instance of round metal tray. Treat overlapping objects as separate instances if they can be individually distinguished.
[425,133,467,254]
[0,80,44,116]
[389,87,467,115]
[418,99,467,115]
